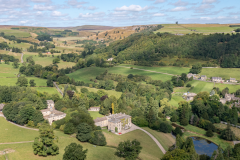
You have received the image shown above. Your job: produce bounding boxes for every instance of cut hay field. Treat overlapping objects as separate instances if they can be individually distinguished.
[186,80,240,93]
[0,63,20,77]
[76,86,122,99]
[67,66,174,84]
[154,24,194,34]
[0,116,164,160]
[120,64,189,75]
[201,68,240,81]
[0,29,31,38]
[0,77,47,87]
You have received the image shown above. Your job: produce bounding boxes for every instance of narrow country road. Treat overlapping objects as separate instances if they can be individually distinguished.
[21,53,24,63]
[53,82,63,96]
[116,66,176,76]
[132,124,166,154]
[0,141,34,145]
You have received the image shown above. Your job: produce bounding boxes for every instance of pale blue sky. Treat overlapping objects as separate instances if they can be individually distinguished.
[0,0,239,27]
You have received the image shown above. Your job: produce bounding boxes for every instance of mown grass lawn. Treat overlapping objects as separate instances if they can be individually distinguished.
[88,111,104,120]
[201,68,240,81]
[141,127,175,150]
[169,93,185,107]
[32,87,61,96]
[0,77,47,87]
[0,29,31,37]
[0,63,20,77]
[103,129,163,160]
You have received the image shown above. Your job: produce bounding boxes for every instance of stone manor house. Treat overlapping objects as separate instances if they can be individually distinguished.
[40,100,66,125]
[94,113,132,133]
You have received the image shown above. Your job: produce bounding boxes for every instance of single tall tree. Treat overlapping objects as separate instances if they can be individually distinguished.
[63,143,88,160]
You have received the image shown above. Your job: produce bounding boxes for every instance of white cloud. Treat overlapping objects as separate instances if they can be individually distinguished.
[202,0,217,4]
[79,12,105,18]
[115,5,149,12]
[0,19,11,23]
[52,11,67,17]
[19,20,29,24]
[31,0,51,3]
[171,6,187,11]
[36,11,42,16]
[170,0,189,6]
[67,0,87,8]
[87,6,97,10]
[153,13,165,16]
[154,0,166,4]
[33,5,54,10]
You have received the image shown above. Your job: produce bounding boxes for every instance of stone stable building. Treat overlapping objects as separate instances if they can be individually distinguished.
[94,113,132,133]
[40,100,66,125]
[88,107,100,111]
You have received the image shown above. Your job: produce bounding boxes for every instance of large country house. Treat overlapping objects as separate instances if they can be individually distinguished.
[40,100,66,125]
[94,113,132,133]
[220,93,240,104]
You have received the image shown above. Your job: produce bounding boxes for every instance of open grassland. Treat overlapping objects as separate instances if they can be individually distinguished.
[119,64,189,75]
[32,87,61,96]
[8,42,32,50]
[154,24,195,34]
[103,129,163,159]
[0,77,47,87]
[0,63,19,77]
[155,24,236,35]
[141,127,175,150]
[187,80,240,93]
[169,93,185,107]
[89,111,104,119]
[67,66,173,83]
[0,117,38,143]
[175,122,234,149]
[23,52,75,69]
[201,68,240,81]
[0,29,31,38]
[0,117,162,160]
[214,123,240,139]
[76,86,122,99]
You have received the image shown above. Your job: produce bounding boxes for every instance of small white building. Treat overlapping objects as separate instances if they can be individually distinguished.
[200,75,207,81]
[107,58,114,61]
[88,107,100,111]
[40,100,66,125]
[187,73,199,79]
[186,93,197,101]
[230,78,237,83]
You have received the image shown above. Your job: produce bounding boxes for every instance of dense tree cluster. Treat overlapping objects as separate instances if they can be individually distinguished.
[0,54,16,63]
[63,143,88,160]
[36,34,53,41]
[2,86,60,126]
[32,121,59,156]
[98,31,240,68]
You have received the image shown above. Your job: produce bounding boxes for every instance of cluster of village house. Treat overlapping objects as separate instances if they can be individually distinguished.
[187,73,238,83]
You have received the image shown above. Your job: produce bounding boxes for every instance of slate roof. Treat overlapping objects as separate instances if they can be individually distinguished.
[46,100,54,104]
[94,117,107,123]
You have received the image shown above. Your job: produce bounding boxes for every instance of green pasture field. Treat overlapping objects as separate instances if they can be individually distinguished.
[0,63,19,77]
[201,68,240,81]
[119,64,189,75]
[67,66,173,84]
[0,29,31,38]
[154,24,194,34]
[23,52,75,69]
[32,87,61,96]
[89,111,104,119]
[8,42,32,50]
[0,117,163,160]
[187,80,240,93]
[0,117,38,143]
[187,27,233,33]
[141,127,175,150]
[102,129,163,159]
[169,93,185,107]
[175,122,234,149]
[53,37,86,41]
[214,123,240,139]
[76,86,122,99]
[0,77,47,86]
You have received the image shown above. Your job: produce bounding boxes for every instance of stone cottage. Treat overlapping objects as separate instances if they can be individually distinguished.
[40,100,66,125]
[186,93,197,101]
[212,77,223,82]
[220,93,240,104]
[88,107,100,111]
[230,78,237,83]
[200,75,207,81]
[94,113,132,133]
